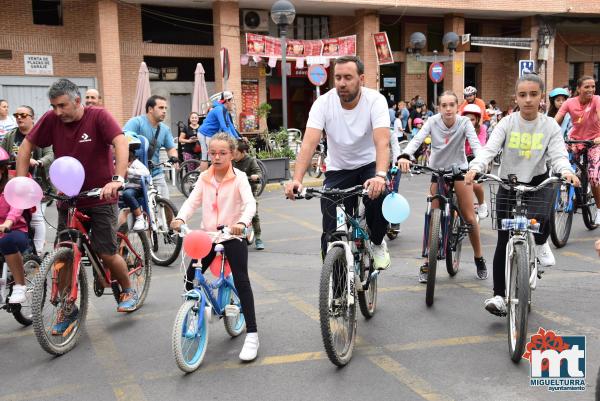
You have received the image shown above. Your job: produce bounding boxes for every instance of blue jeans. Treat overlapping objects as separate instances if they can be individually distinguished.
[122,188,143,211]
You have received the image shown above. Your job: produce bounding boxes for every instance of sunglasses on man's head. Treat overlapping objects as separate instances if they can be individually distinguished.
[13,113,31,119]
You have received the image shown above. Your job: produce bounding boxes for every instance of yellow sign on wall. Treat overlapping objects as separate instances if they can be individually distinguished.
[454,60,463,74]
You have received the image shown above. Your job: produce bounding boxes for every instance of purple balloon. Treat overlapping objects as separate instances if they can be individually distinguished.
[4,177,43,210]
[49,156,85,196]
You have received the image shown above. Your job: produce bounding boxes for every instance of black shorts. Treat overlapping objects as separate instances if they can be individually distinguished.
[57,203,118,255]
[430,175,464,184]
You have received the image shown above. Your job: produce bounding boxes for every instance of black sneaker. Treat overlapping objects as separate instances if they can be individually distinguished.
[418,264,428,283]
[475,257,488,280]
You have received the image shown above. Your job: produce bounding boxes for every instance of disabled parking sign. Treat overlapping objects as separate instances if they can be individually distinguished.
[519,60,535,77]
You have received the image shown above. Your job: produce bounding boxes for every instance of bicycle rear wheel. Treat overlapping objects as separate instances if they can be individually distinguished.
[507,242,529,363]
[32,247,88,355]
[172,299,209,372]
[426,209,441,306]
[319,246,356,366]
[180,170,200,198]
[11,254,42,326]
[357,252,377,318]
[117,227,152,308]
[150,197,183,266]
[445,207,462,277]
[256,159,268,197]
[550,184,574,248]
[177,159,201,185]
[307,152,319,177]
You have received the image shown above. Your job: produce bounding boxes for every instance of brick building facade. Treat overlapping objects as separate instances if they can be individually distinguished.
[1,0,599,129]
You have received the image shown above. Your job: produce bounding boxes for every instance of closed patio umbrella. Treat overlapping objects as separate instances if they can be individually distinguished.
[192,63,210,116]
[132,62,152,117]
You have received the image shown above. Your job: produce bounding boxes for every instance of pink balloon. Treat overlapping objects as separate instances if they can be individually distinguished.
[183,230,213,259]
[4,177,43,210]
[0,147,9,161]
[49,156,85,196]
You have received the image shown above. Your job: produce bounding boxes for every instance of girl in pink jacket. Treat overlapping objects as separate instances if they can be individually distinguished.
[172,133,259,362]
[462,104,489,219]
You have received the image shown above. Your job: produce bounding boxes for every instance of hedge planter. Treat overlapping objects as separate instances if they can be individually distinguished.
[260,157,290,182]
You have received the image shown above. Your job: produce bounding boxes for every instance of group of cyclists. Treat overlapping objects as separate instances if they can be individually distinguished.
[1,56,599,371]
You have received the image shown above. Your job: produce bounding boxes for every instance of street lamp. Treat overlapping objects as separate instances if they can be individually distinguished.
[409,31,459,106]
[271,0,296,131]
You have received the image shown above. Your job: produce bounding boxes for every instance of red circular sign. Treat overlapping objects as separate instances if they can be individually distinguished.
[428,62,445,83]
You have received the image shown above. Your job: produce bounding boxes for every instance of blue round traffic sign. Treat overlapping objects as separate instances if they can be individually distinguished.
[429,62,445,83]
[308,65,327,87]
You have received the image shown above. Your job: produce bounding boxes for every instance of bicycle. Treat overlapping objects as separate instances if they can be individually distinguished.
[413,164,472,307]
[295,185,379,366]
[0,249,42,326]
[172,225,246,372]
[143,161,183,266]
[480,172,560,362]
[550,139,598,248]
[31,188,151,355]
[177,158,202,193]
[307,140,327,178]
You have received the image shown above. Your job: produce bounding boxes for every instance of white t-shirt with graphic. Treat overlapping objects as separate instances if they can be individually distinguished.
[0,116,17,141]
[306,86,390,171]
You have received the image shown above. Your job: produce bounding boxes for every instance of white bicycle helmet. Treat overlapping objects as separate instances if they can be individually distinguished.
[463,86,478,96]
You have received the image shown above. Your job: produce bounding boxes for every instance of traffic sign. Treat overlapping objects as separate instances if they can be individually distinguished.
[308,64,327,87]
[519,60,535,77]
[429,62,445,83]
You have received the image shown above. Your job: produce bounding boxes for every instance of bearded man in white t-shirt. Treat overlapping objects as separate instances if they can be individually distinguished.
[285,56,391,269]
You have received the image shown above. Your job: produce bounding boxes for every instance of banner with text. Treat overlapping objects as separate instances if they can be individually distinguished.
[373,32,394,65]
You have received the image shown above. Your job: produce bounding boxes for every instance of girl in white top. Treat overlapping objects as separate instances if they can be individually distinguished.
[398,91,487,283]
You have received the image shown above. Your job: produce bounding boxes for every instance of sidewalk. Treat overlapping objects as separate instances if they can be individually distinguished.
[264,172,324,192]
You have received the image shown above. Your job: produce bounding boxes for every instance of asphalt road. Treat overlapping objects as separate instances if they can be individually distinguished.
[1,175,599,401]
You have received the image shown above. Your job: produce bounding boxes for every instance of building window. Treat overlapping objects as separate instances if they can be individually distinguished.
[143,57,215,82]
[286,15,328,40]
[379,16,402,51]
[141,6,213,46]
[568,63,583,93]
[427,23,443,52]
[465,21,481,53]
[32,0,62,26]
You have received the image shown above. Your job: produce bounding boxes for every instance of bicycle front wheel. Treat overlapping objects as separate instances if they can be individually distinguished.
[581,181,599,230]
[172,299,209,373]
[507,242,530,363]
[357,252,377,318]
[319,246,356,367]
[180,170,200,198]
[550,184,574,248]
[307,152,320,177]
[150,197,183,266]
[256,159,268,197]
[117,226,152,308]
[32,247,88,355]
[11,254,42,326]
[221,286,246,337]
[426,209,442,307]
[445,208,462,276]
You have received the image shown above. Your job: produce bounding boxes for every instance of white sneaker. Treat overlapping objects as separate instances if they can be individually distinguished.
[535,242,555,267]
[239,333,259,362]
[595,212,600,226]
[477,202,489,219]
[484,295,507,316]
[372,240,391,270]
[132,217,147,232]
[8,284,27,304]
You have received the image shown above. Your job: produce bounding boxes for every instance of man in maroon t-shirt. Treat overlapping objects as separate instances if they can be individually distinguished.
[16,79,139,331]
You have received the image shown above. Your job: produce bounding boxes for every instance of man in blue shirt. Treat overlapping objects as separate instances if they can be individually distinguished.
[199,91,240,140]
[124,95,178,198]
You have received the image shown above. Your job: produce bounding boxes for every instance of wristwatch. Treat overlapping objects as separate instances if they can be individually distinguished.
[375,171,387,179]
[112,175,125,184]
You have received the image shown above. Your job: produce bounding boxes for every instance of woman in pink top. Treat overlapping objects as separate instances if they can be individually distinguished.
[556,75,600,222]
[461,104,489,219]
[171,133,259,362]
[0,149,30,304]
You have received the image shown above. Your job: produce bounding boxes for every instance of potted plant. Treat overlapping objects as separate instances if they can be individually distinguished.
[256,102,272,131]
[252,127,295,182]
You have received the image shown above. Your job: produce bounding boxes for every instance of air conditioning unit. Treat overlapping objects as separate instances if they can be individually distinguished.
[241,10,269,32]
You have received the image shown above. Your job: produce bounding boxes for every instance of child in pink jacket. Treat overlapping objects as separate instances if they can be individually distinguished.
[462,104,489,219]
[171,133,259,362]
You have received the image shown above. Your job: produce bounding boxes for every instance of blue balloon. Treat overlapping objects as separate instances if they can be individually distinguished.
[382,193,410,224]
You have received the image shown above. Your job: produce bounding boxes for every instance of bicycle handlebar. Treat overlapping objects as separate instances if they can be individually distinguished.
[294,185,367,200]
[411,164,468,178]
[44,188,106,202]
[476,172,561,193]
[565,139,595,146]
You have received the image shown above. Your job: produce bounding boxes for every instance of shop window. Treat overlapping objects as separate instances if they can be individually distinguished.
[32,0,62,26]
[142,5,213,45]
[568,63,583,93]
[143,57,215,82]
[380,16,402,51]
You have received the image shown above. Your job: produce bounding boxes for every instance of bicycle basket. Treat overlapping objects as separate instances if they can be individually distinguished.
[488,181,556,233]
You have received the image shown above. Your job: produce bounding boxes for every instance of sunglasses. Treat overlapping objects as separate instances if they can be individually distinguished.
[13,113,31,119]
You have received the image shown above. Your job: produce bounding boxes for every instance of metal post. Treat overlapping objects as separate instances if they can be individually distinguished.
[280,25,288,131]
[433,50,438,108]
[316,86,320,97]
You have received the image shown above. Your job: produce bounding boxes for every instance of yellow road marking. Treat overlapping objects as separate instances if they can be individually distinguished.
[261,207,322,233]
[86,303,147,401]
[385,334,504,352]
[368,355,454,401]
[560,251,600,265]
[267,235,316,243]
